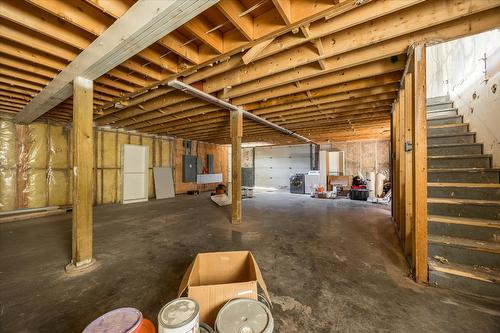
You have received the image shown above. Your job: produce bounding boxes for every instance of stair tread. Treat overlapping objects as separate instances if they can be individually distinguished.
[426,115,461,120]
[429,235,500,254]
[428,132,475,138]
[428,214,500,228]
[428,197,500,206]
[429,259,500,283]
[428,143,482,148]
[428,167,500,172]
[428,123,468,129]
[428,182,500,188]
[426,108,457,112]
[427,154,491,159]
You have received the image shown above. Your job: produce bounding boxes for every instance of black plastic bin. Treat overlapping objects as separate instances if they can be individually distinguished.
[350,189,369,201]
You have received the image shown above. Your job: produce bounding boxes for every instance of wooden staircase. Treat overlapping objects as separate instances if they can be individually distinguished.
[426,96,500,300]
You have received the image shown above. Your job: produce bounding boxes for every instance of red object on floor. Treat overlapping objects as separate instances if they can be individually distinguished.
[351,185,366,190]
[134,318,156,333]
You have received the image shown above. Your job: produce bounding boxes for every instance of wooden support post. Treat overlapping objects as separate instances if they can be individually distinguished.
[392,99,400,231]
[412,43,428,283]
[398,91,405,242]
[404,72,414,258]
[231,109,243,224]
[66,76,95,273]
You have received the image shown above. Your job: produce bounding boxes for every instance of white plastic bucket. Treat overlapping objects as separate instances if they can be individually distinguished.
[215,298,273,333]
[199,323,215,333]
[83,307,143,333]
[158,297,199,333]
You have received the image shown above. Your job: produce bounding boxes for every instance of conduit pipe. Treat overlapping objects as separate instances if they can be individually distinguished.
[167,80,315,144]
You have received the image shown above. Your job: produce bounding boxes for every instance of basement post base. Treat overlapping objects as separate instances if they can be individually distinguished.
[65,258,96,274]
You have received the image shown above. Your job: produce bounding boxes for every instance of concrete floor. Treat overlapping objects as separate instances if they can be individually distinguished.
[1,192,499,333]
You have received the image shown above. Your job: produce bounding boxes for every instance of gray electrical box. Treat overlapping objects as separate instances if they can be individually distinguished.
[197,157,203,174]
[183,155,197,182]
[207,154,214,174]
[242,167,255,187]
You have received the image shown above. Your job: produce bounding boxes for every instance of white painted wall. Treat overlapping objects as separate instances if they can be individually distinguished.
[427,29,500,166]
[254,144,311,189]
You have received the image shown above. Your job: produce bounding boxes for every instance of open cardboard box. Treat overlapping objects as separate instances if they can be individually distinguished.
[178,251,271,326]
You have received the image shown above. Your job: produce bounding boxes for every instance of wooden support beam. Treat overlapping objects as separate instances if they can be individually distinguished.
[66,76,95,272]
[272,0,292,25]
[183,16,224,54]
[231,109,243,224]
[0,0,92,50]
[158,33,200,65]
[242,38,275,65]
[0,55,58,79]
[0,22,77,62]
[25,0,113,36]
[206,0,499,96]
[217,0,254,40]
[136,48,177,73]
[14,0,218,123]
[412,43,428,283]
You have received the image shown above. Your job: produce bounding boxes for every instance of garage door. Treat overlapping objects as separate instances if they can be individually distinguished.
[255,144,311,189]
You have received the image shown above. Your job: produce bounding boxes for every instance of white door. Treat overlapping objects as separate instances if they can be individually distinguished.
[122,144,148,204]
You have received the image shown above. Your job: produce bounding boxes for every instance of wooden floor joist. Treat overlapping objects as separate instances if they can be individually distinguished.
[13,0,218,123]
[0,0,498,146]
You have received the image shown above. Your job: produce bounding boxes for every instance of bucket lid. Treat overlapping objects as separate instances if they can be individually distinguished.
[158,297,199,328]
[199,322,215,333]
[216,299,273,333]
[83,307,142,333]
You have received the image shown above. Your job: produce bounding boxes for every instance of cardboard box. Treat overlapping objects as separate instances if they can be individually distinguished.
[177,251,271,326]
[328,175,353,191]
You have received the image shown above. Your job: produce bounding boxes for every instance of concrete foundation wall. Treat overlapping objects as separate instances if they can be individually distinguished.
[427,29,500,166]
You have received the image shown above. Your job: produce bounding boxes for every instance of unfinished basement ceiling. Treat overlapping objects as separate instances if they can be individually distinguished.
[0,0,499,144]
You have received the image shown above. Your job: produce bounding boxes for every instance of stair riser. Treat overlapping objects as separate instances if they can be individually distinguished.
[428,186,500,201]
[427,116,462,126]
[427,134,475,145]
[429,270,500,300]
[428,145,482,156]
[427,102,454,111]
[428,125,468,136]
[427,96,451,104]
[429,221,500,243]
[428,202,500,220]
[428,157,491,169]
[428,170,500,183]
[429,242,500,268]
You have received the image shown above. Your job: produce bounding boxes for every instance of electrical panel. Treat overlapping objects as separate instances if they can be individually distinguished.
[207,154,214,174]
[183,155,197,182]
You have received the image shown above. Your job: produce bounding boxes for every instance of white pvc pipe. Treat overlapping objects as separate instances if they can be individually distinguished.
[167,80,315,144]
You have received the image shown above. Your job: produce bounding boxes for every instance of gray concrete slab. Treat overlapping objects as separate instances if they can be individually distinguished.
[1,192,499,332]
